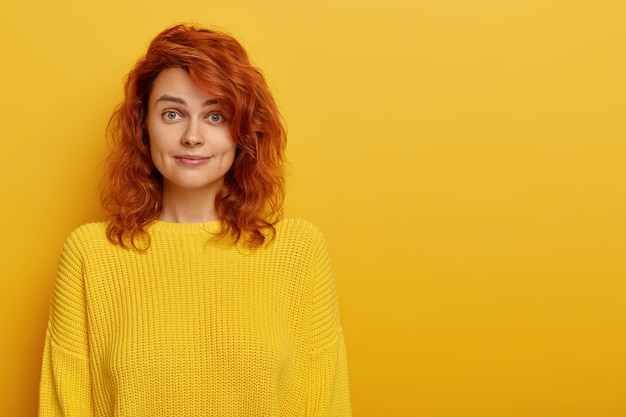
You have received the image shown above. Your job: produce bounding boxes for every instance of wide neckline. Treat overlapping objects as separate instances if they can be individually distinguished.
[149,219,222,233]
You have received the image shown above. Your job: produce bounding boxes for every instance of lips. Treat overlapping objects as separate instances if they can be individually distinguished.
[175,155,211,167]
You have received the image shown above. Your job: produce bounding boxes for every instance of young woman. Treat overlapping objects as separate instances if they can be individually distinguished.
[39,24,351,416]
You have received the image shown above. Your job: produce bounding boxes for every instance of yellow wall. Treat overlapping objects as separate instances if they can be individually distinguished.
[1,1,624,415]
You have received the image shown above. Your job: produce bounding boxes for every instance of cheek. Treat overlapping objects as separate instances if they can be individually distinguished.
[147,127,172,155]
[145,113,174,150]
[146,132,171,169]
[148,146,163,173]
[217,131,237,156]
[147,137,160,160]
[220,144,237,172]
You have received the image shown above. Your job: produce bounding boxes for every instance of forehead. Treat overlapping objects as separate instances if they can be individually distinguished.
[149,67,215,105]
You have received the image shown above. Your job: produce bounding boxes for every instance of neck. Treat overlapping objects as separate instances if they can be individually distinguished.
[159,185,220,223]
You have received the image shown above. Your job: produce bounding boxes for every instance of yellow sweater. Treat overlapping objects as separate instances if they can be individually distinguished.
[39,218,351,416]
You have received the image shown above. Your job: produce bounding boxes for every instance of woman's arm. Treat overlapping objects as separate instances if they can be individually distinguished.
[39,232,93,416]
[306,227,352,416]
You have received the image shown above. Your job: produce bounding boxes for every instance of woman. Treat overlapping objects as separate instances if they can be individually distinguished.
[39,24,351,416]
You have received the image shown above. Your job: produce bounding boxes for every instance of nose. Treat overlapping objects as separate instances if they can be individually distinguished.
[181,120,204,146]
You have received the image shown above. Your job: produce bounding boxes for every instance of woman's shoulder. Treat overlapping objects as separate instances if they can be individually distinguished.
[63,221,110,249]
[272,218,329,251]
[275,218,325,239]
[68,221,108,237]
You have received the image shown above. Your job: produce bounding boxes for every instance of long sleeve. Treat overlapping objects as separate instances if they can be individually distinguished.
[39,232,93,416]
[306,229,352,416]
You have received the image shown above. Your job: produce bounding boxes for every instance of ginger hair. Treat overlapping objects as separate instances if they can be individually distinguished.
[102,24,286,248]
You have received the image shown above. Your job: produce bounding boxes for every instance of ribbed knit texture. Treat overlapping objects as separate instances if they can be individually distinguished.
[39,218,351,417]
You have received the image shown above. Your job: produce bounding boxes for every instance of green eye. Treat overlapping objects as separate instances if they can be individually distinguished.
[164,111,179,120]
[209,113,224,123]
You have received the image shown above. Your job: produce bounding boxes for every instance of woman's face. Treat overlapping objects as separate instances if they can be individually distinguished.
[145,67,236,196]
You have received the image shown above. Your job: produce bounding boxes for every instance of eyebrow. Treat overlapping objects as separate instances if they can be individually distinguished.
[155,95,219,106]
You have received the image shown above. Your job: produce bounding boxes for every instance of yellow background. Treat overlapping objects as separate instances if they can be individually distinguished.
[1,0,625,415]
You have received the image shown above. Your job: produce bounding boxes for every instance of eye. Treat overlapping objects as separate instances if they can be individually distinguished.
[163,111,181,121]
[208,112,225,124]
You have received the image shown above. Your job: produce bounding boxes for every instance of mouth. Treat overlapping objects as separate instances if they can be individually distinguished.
[175,155,211,167]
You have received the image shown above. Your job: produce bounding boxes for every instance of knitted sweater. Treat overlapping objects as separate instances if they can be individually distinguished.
[39,218,351,416]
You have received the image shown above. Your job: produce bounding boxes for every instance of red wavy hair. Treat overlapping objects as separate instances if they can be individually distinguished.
[102,24,286,248]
